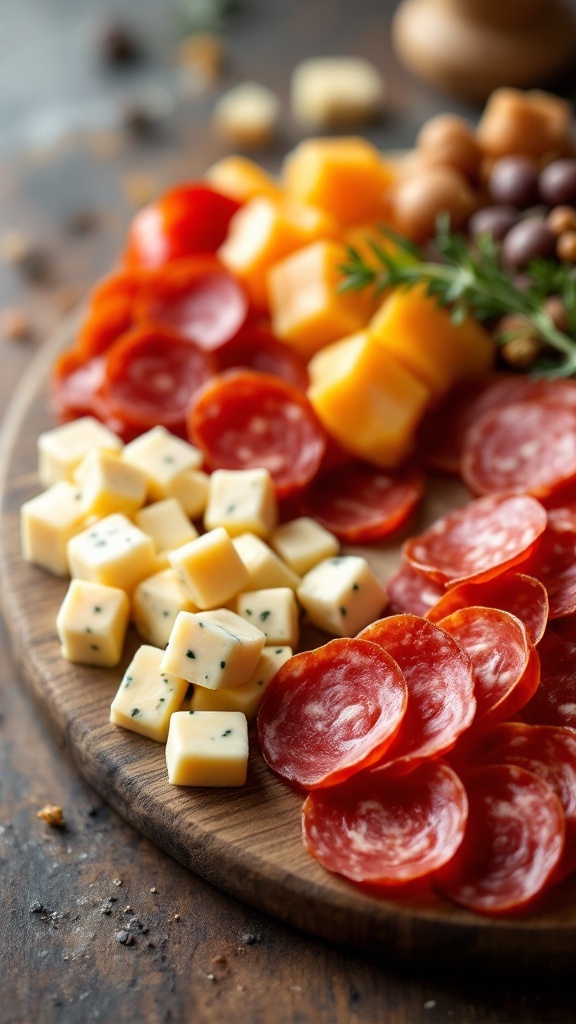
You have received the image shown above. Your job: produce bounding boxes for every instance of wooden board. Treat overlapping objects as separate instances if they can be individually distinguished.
[3,320,576,974]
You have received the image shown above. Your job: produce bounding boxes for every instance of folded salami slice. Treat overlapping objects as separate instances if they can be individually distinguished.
[386,561,445,618]
[523,521,576,620]
[427,572,548,645]
[257,638,407,789]
[521,617,576,730]
[302,761,468,885]
[436,764,565,914]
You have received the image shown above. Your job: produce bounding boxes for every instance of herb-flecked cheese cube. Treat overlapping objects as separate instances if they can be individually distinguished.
[270,516,340,575]
[297,555,386,637]
[166,710,249,786]
[168,528,249,609]
[167,468,209,519]
[110,645,189,742]
[232,532,300,591]
[56,579,130,666]
[37,416,123,487]
[134,499,198,564]
[161,608,265,689]
[21,481,87,576]
[67,513,156,594]
[122,426,203,501]
[190,645,292,720]
[132,568,198,649]
[204,468,278,538]
[75,450,147,518]
[235,588,299,648]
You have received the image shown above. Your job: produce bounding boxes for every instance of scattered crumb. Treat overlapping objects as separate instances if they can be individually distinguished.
[115,929,136,946]
[37,804,65,828]
[212,82,280,149]
[236,984,246,992]
[122,173,159,208]
[178,33,224,83]
[0,231,51,282]
[206,973,216,982]
[424,1000,437,1010]
[173,913,181,921]
[112,878,123,887]
[0,307,31,340]
[124,905,132,913]
[97,20,142,67]
[241,932,257,945]
[150,886,157,894]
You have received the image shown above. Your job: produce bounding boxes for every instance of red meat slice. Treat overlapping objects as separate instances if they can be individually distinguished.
[521,617,576,729]
[426,572,548,645]
[386,561,445,617]
[523,520,576,620]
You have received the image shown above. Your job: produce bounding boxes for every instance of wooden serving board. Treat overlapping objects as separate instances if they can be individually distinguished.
[3,319,576,973]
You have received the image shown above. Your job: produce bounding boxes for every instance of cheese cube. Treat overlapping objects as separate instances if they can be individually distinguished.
[37,416,123,487]
[204,468,277,538]
[205,155,283,203]
[167,468,209,520]
[67,513,156,594]
[235,588,299,648]
[56,579,130,667]
[232,532,300,591]
[132,568,198,649]
[297,555,385,637]
[166,710,249,786]
[212,81,280,149]
[190,645,292,720]
[21,481,86,576]
[270,517,340,576]
[110,645,189,742]
[134,499,198,564]
[122,426,203,501]
[291,57,385,130]
[161,608,265,689]
[169,528,249,609]
[75,450,147,518]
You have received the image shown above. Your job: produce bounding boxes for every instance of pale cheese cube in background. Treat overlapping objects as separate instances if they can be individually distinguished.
[168,468,209,520]
[297,555,386,637]
[212,81,280,149]
[204,468,277,538]
[232,532,300,591]
[56,579,130,667]
[74,450,147,518]
[21,481,86,576]
[291,57,385,130]
[122,426,203,501]
[110,645,189,742]
[132,568,198,650]
[190,645,292,720]
[37,416,123,488]
[166,710,249,786]
[169,527,249,609]
[270,516,339,576]
[67,513,156,594]
[235,588,299,648]
[161,608,265,689]
[135,499,198,564]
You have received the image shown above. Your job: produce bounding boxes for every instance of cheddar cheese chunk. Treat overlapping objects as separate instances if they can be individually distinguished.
[21,481,86,576]
[190,645,292,720]
[57,579,130,667]
[297,555,386,638]
[166,710,249,787]
[110,645,188,742]
[169,527,250,609]
[161,608,265,689]
[205,155,283,203]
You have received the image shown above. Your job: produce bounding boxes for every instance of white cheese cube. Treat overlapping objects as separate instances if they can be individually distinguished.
[212,82,280,149]
[166,710,249,786]
[134,499,198,560]
[232,532,300,591]
[132,568,198,649]
[161,608,265,689]
[291,57,385,129]
[235,588,299,648]
[75,450,147,518]
[56,579,130,667]
[110,645,189,742]
[297,555,386,637]
[21,481,87,576]
[67,513,156,594]
[169,527,249,609]
[37,416,123,488]
[122,426,203,501]
[270,516,340,576]
[204,467,278,538]
[191,645,292,720]
[168,468,209,519]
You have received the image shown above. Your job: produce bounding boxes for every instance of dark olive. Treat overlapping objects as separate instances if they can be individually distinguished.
[488,156,540,208]
[539,159,576,206]
[500,216,557,269]
[468,205,517,242]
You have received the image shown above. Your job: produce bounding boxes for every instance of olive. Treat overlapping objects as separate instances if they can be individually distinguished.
[500,216,557,269]
[539,159,576,206]
[468,205,517,242]
[488,155,540,208]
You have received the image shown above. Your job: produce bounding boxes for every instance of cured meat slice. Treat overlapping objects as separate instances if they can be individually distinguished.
[462,400,576,499]
[426,572,549,645]
[521,617,576,729]
[386,561,445,618]
[436,764,565,914]
[523,521,576,620]
[299,462,425,544]
[357,615,475,773]
[257,638,408,789]
[302,760,468,885]
[418,375,505,475]
[214,325,309,390]
[403,494,547,587]
[188,369,327,499]
[439,607,539,727]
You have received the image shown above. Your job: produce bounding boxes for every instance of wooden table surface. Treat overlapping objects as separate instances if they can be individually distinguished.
[3,2,576,1020]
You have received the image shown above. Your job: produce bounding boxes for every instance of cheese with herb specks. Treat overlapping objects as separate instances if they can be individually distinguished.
[204,467,277,538]
[235,587,299,648]
[166,710,249,786]
[110,644,188,742]
[135,498,198,568]
[37,416,123,488]
[67,513,156,594]
[270,516,339,576]
[21,480,87,576]
[297,554,386,637]
[168,527,249,609]
[57,579,130,666]
[74,449,147,518]
[132,568,198,649]
[122,425,203,501]
[161,608,265,689]
[232,532,300,591]
[190,645,292,720]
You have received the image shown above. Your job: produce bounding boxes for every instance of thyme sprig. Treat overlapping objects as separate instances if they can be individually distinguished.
[339,215,576,378]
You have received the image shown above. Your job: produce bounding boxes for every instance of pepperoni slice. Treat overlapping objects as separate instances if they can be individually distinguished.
[214,325,309,391]
[439,607,539,727]
[386,561,445,617]
[521,617,576,729]
[189,370,327,498]
[418,375,505,475]
[462,400,576,499]
[302,760,468,885]
[299,462,425,544]
[51,349,107,422]
[90,268,144,307]
[76,296,134,358]
[523,520,576,620]
[358,614,475,773]
[426,572,549,645]
[436,764,564,915]
[403,494,547,587]
[257,638,408,789]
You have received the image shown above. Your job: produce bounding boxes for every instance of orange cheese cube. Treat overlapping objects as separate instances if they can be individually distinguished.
[307,330,430,468]
[205,155,283,203]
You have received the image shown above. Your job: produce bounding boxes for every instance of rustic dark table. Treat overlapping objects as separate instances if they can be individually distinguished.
[3,1,576,1021]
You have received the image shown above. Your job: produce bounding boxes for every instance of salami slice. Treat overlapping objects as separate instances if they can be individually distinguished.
[357,615,475,773]
[439,607,539,727]
[462,400,576,499]
[521,617,576,729]
[299,462,425,544]
[386,561,445,618]
[426,572,549,645]
[257,638,408,789]
[302,760,468,885]
[436,764,565,914]
[403,494,547,587]
[418,375,505,475]
[523,520,576,620]
[189,370,327,499]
